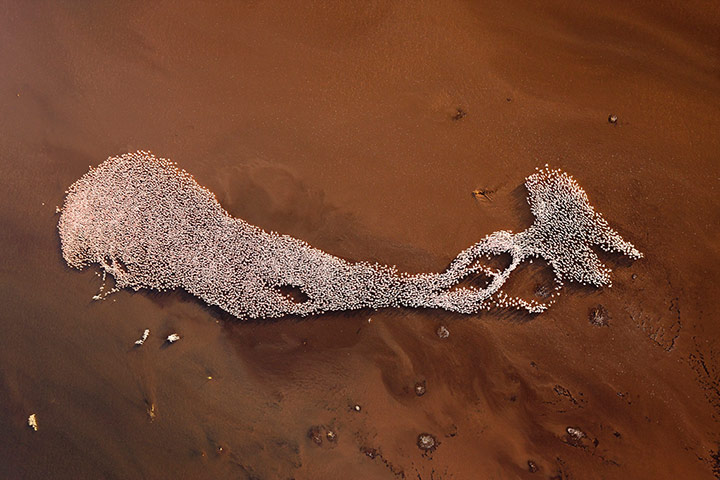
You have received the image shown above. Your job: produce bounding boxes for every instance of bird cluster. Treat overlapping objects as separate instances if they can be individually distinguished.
[58,153,642,320]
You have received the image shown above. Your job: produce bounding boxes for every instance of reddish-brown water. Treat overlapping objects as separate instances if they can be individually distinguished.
[1,1,718,478]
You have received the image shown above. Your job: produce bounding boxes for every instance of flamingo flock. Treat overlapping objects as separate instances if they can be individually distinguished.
[58,152,642,320]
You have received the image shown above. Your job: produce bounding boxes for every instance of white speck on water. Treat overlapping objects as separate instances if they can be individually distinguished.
[28,413,38,431]
[134,329,150,346]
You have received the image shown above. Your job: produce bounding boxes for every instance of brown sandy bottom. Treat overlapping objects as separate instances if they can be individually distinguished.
[1,1,719,479]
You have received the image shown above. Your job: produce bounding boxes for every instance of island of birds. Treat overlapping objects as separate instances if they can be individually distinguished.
[58,152,642,319]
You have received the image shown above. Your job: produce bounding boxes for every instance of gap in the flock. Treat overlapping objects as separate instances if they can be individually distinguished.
[273,284,311,304]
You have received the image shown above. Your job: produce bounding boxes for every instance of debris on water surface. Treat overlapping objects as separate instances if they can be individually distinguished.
[134,329,150,346]
[27,413,38,431]
[589,305,609,327]
[414,381,427,396]
[417,433,437,452]
[166,333,181,343]
[436,325,450,339]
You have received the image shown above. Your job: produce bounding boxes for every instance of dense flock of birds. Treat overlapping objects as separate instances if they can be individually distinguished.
[58,152,642,320]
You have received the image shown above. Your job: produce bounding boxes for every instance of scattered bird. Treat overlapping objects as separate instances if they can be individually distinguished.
[27,413,38,432]
[134,329,150,346]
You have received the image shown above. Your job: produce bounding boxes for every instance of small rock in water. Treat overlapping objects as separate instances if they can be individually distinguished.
[414,381,427,396]
[166,333,181,343]
[436,325,450,339]
[27,413,38,431]
[134,329,150,346]
[589,305,609,327]
[417,433,437,452]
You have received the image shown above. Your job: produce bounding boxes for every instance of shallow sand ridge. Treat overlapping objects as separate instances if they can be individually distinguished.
[58,152,642,319]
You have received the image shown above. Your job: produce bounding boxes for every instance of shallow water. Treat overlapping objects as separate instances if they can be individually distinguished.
[1,1,719,478]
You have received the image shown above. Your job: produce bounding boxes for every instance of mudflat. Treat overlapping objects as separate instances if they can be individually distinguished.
[1,1,718,478]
